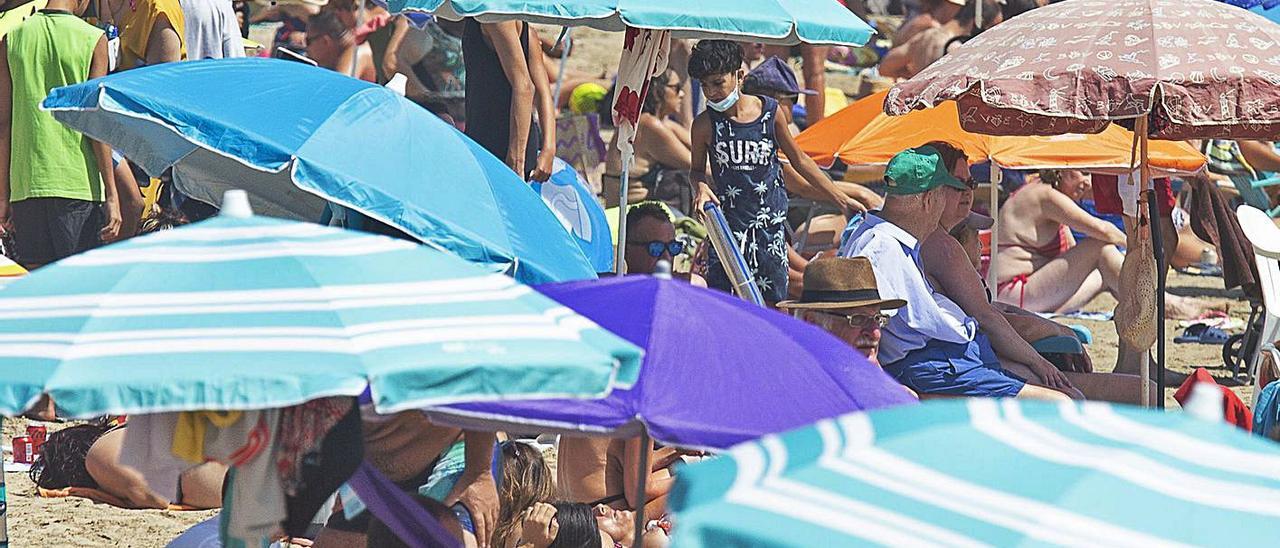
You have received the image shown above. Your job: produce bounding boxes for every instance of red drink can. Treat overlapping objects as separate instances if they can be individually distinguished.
[12,436,31,464]
[26,425,47,456]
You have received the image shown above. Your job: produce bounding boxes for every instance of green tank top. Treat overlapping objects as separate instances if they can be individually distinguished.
[6,11,104,202]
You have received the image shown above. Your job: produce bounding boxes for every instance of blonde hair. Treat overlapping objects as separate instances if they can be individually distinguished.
[491,441,557,547]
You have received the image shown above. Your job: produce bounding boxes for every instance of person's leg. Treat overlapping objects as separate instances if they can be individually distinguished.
[1061,372,1155,405]
[1053,270,1105,315]
[47,198,103,260]
[1001,360,1081,400]
[799,45,828,124]
[996,239,1114,313]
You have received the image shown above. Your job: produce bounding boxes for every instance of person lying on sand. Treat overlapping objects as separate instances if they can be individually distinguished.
[30,423,226,509]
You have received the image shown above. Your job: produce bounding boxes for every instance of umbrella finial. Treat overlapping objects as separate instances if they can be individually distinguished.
[220,190,254,218]
[654,260,672,279]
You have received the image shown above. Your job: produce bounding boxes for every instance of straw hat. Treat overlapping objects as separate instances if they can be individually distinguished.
[777,257,906,312]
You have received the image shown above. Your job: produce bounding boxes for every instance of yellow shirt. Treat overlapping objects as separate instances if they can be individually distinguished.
[116,0,186,69]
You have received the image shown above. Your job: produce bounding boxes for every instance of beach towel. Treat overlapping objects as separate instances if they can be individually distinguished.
[36,486,198,511]
[1187,176,1262,301]
[1174,368,1253,432]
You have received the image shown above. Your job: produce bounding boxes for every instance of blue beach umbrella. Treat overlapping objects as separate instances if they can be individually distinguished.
[532,159,613,272]
[41,58,595,285]
[670,399,1280,547]
[0,196,640,419]
[385,0,874,46]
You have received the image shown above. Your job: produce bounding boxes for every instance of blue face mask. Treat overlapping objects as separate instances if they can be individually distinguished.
[706,87,741,112]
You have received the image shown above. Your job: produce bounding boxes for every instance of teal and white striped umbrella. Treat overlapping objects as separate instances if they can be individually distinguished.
[670,399,1280,547]
[0,203,641,418]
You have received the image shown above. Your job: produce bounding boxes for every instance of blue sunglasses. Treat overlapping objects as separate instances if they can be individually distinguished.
[628,239,684,258]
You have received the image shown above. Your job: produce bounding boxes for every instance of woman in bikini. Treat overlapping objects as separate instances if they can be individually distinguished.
[994,170,1129,314]
[604,69,696,211]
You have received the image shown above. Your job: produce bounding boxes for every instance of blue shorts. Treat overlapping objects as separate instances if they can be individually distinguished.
[884,333,1026,398]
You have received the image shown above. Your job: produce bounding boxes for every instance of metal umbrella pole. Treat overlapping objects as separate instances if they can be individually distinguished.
[552,28,573,113]
[632,428,651,548]
[1138,119,1167,409]
[614,158,632,275]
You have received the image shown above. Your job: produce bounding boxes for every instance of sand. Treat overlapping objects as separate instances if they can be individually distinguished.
[3,21,1262,548]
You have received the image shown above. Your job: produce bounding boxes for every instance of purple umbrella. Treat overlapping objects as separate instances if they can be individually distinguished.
[425,275,914,450]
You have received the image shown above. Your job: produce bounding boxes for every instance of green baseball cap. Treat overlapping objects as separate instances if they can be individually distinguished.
[883,145,968,195]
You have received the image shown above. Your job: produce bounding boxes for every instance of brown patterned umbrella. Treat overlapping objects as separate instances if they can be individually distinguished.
[885,0,1280,139]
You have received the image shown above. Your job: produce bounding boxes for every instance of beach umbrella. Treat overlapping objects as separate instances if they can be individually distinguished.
[425,275,914,545]
[41,58,596,285]
[0,192,641,419]
[670,398,1280,547]
[384,0,874,274]
[533,158,614,273]
[796,90,1206,290]
[885,0,1280,406]
[799,91,1207,174]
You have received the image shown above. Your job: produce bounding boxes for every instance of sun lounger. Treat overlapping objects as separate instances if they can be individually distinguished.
[1235,204,1280,406]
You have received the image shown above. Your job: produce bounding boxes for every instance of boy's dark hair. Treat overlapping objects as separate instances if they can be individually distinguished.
[29,424,111,490]
[688,40,744,80]
[626,201,673,234]
[367,495,465,548]
[549,502,601,548]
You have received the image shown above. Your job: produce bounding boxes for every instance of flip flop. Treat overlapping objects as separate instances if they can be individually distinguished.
[1174,323,1231,345]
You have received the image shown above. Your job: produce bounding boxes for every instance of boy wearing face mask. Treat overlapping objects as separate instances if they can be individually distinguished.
[689,40,849,305]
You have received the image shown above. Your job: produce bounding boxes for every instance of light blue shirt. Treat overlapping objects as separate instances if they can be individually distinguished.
[839,214,977,364]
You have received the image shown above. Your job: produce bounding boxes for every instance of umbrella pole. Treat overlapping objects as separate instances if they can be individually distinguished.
[552,29,572,114]
[1139,118,1166,409]
[987,160,1001,291]
[632,429,651,548]
[1135,115,1154,408]
[614,157,631,275]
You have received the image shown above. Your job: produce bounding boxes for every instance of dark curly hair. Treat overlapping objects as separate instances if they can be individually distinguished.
[688,40,744,80]
[29,424,110,490]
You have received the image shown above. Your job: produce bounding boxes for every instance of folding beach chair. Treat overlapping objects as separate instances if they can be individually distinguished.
[1235,205,1280,406]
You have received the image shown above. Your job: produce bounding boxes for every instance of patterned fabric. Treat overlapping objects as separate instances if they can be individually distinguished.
[887,0,1280,139]
[705,95,788,302]
[611,27,670,160]
[276,397,352,495]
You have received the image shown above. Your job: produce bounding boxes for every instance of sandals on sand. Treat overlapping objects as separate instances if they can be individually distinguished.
[1175,323,1231,345]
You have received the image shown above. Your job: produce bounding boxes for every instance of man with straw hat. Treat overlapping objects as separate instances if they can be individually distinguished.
[778,257,903,367]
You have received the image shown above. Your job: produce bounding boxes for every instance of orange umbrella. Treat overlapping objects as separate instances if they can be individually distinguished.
[797,91,1206,174]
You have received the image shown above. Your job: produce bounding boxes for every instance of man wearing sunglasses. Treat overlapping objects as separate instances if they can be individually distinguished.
[623,202,685,275]
[778,257,903,367]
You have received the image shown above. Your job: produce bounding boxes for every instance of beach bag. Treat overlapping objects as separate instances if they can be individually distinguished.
[1115,199,1158,350]
[1254,380,1280,442]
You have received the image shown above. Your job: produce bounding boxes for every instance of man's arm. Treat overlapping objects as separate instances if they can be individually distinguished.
[925,233,1076,391]
[0,39,12,232]
[145,14,183,65]
[774,107,864,216]
[622,436,674,513]
[444,430,499,548]
[689,114,718,211]
[525,24,556,182]
[484,21,535,178]
[89,37,121,241]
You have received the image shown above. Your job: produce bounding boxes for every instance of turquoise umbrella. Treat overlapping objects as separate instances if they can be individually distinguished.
[386,0,874,45]
[0,194,641,419]
[670,399,1280,547]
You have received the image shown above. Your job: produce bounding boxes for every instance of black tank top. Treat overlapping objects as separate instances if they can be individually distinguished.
[462,18,540,169]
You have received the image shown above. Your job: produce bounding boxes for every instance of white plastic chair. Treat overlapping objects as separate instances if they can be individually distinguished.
[1235,205,1280,406]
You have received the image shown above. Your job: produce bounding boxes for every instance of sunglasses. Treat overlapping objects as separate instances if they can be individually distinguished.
[962,178,979,190]
[628,239,684,258]
[816,311,889,329]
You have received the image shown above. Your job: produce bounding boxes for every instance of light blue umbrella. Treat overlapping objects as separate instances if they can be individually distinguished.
[670,399,1280,547]
[0,196,640,419]
[532,158,613,273]
[386,0,874,46]
[40,58,595,285]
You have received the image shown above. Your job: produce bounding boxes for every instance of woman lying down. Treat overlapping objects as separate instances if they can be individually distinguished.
[30,422,226,510]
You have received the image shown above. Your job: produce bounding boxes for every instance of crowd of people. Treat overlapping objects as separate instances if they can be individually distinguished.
[2,0,1279,546]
